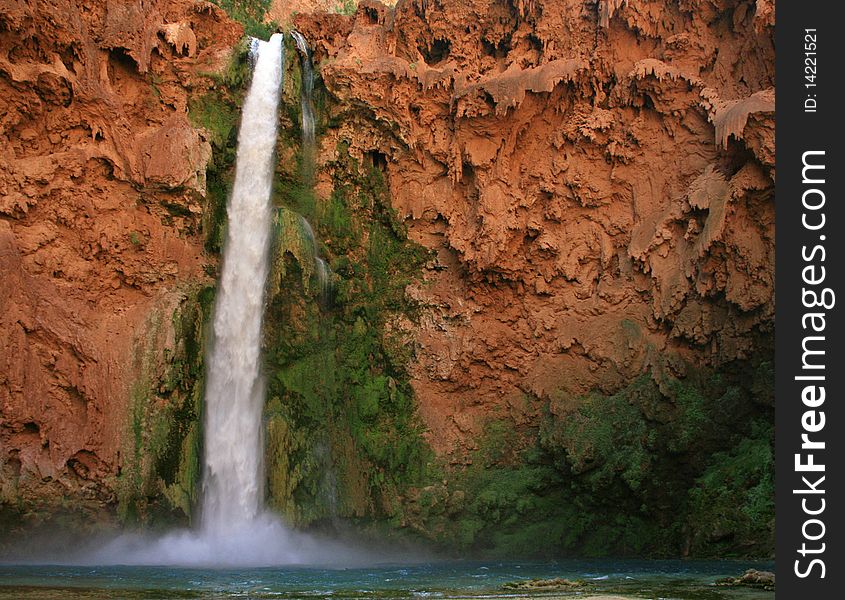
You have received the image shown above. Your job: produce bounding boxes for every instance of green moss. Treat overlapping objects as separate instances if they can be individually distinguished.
[189,95,239,152]
[687,420,774,555]
[332,0,357,16]
[117,286,214,526]
[270,207,319,291]
[391,360,774,558]
[537,364,772,557]
[262,143,431,526]
[557,376,659,492]
[189,39,251,254]
[210,0,277,39]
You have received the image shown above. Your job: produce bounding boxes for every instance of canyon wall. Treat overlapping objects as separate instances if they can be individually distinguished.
[297,0,774,458]
[0,0,775,557]
[284,0,775,555]
[0,0,241,531]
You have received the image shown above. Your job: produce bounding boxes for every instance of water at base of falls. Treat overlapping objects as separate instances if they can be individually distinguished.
[0,559,776,598]
[82,514,360,567]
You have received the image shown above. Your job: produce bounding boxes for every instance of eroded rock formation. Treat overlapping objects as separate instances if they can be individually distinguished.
[296,0,775,456]
[0,0,775,556]
[0,0,240,525]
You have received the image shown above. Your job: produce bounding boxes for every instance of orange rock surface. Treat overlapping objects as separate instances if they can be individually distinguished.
[0,0,240,515]
[296,0,775,456]
[0,0,775,519]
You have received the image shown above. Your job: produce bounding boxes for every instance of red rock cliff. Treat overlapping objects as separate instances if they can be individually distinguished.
[0,0,775,533]
[0,0,240,521]
[295,0,774,456]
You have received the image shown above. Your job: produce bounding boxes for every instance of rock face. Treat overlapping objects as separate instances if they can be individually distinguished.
[0,0,240,524]
[297,0,775,456]
[716,569,775,590]
[0,0,775,557]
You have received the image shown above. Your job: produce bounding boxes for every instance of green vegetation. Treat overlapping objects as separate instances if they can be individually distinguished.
[189,38,252,254]
[332,0,358,16]
[263,143,432,526]
[117,287,216,525]
[395,360,774,558]
[688,421,775,555]
[210,0,277,39]
[270,207,320,289]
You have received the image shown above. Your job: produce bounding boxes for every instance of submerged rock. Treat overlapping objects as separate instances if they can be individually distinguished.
[503,577,588,591]
[716,569,775,591]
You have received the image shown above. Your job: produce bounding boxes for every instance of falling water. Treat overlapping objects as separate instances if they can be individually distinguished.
[200,32,283,532]
[315,257,332,303]
[291,30,316,180]
[292,212,333,303]
[298,212,317,251]
[293,161,333,300]
[288,32,333,301]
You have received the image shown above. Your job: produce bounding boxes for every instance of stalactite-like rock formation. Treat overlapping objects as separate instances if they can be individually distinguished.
[0,0,241,526]
[297,0,775,455]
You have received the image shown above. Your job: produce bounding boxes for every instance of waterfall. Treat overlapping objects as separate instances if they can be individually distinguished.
[293,212,333,300]
[81,32,346,566]
[200,32,283,531]
[315,257,331,304]
[291,30,316,181]
[79,32,362,567]
[286,31,333,303]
